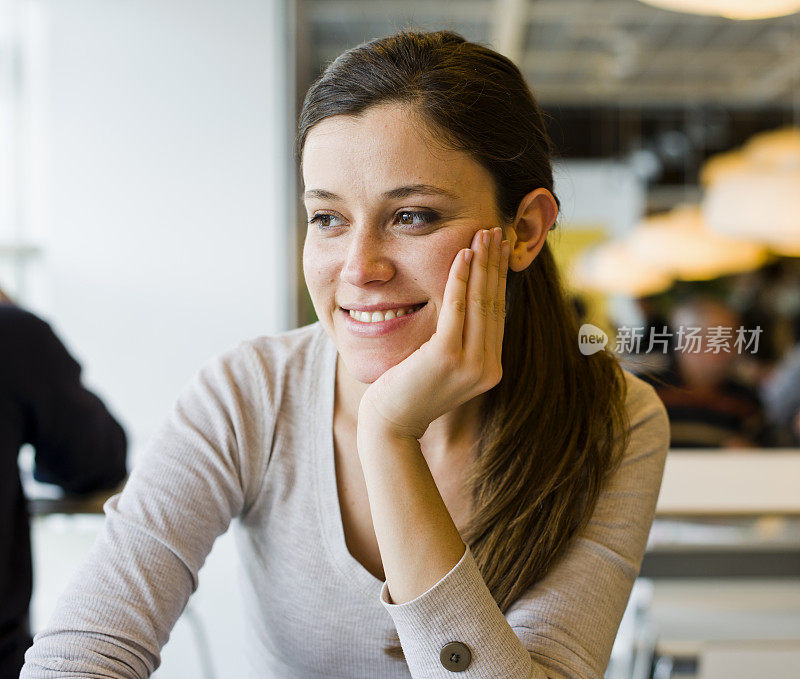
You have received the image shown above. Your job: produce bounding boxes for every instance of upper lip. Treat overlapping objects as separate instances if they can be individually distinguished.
[340,301,426,312]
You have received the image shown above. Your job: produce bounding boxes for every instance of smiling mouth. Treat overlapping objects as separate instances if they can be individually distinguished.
[342,302,427,323]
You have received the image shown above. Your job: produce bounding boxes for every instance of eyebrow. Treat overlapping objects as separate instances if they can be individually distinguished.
[303,183,460,202]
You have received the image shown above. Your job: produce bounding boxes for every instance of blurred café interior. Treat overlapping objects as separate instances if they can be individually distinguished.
[1,0,799,677]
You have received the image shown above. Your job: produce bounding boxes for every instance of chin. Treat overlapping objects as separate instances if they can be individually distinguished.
[340,338,425,383]
[341,353,399,385]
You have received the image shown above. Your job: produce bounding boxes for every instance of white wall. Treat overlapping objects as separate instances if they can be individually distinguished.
[20,2,295,676]
[553,159,647,327]
[23,0,295,452]
[553,159,645,237]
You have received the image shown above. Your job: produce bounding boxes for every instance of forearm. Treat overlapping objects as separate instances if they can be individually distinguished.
[356,408,546,678]
[356,410,466,604]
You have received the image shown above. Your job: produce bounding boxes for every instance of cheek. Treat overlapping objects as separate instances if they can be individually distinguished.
[302,241,338,289]
[431,259,453,296]
[419,247,461,303]
[301,243,315,283]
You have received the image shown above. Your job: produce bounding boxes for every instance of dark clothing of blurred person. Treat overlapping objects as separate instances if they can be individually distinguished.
[0,302,128,678]
[640,368,767,448]
[761,343,800,446]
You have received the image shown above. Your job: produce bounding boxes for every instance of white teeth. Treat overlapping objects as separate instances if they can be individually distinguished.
[348,304,422,323]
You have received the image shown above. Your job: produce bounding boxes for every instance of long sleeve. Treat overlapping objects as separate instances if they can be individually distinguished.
[379,374,670,679]
[9,309,128,493]
[20,340,272,678]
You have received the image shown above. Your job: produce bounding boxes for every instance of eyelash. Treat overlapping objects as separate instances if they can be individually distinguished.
[308,210,440,230]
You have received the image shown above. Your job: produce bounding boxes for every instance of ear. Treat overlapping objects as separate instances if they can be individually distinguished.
[505,188,558,272]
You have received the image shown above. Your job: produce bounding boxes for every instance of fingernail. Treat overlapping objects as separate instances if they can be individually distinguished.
[493,228,502,246]
[501,241,510,258]
[482,230,491,247]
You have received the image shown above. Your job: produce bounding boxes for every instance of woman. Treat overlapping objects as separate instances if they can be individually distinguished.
[21,29,669,679]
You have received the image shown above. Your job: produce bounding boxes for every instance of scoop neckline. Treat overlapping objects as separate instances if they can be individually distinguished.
[313,324,386,600]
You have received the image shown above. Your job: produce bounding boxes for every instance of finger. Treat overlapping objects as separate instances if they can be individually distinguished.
[463,228,490,364]
[484,227,502,366]
[438,247,473,348]
[496,238,510,366]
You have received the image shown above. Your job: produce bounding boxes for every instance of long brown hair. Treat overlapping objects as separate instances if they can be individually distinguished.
[296,28,630,662]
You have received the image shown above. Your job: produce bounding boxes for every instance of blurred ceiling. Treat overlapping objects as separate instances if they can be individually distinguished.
[299,0,800,107]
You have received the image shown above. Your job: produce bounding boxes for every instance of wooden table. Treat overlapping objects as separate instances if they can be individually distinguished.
[27,451,800,578]
[27,481,126,516]
[642,449,800,578]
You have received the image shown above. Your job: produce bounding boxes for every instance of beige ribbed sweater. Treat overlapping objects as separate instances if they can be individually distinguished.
[21,321,670,678]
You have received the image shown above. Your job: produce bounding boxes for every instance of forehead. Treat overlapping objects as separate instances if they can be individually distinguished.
[301,104,494,200]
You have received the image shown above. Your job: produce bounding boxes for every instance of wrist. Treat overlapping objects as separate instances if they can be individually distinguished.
[357,402,425,442]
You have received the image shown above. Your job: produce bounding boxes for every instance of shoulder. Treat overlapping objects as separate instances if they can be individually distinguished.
[0,302,35,321]
[200,319,323,369]
[721,376,761,405]
[161,323,329,511]
[187,321,328,415]
[0,305,80,379]
[621,368,669,423]
[235,321,327,375]
[0,304,55,342]
[618,368,671,468]
[215,321,326,388]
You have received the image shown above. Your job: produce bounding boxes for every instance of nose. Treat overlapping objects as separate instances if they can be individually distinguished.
[340,226,394,287]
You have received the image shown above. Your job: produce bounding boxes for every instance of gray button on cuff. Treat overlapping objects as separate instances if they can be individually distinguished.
[440,641,472,672]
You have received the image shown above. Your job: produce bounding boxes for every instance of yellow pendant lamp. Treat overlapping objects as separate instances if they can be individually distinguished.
[637,1,800,20]
[628,205,768,280]
[571,240,674,296]
[703,128,800,257]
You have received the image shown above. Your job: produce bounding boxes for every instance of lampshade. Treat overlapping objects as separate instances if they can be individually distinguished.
[702,127,800,257]
[628,205,767,280]
[743,127,800,170]
[704,167,800,255]
[571,240,674,296]
[638,0,800,19]
[699,150,750,187]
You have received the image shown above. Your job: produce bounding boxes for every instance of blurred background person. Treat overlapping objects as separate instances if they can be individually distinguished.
[761,341,800,447]
[640,294,768,448]
[0,284,128,678]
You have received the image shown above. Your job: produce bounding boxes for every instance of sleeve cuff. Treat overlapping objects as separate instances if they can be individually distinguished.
[379,544,543,678]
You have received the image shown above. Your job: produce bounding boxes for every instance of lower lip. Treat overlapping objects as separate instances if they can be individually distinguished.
[341,304,427,337]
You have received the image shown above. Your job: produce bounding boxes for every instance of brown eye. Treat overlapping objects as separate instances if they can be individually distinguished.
[396,210,439,228]
[309,213,343,229]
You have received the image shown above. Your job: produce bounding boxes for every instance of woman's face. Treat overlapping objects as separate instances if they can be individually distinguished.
[302,103,505,385]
